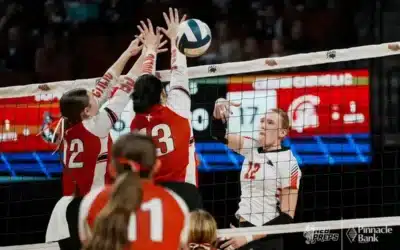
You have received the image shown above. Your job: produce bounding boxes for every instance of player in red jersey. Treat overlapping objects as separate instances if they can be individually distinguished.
[45,29,166,250]
[129,8,198,186]
[57,29,167,196]
[79,132,190,250]
[57,39,144,196]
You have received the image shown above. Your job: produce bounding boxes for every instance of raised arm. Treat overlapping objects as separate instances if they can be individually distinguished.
[160,8,191,119]
[137,19,160,76]
[83,38,143,138]
[85,22,166,138]
[212,98,257,156]
[92,39,142,107]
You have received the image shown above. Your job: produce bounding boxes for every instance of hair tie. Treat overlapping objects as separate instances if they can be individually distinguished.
[188,243,212,250]
[118,158,141,172]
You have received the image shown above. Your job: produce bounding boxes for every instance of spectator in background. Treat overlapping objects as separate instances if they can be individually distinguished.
[1,25,34,71]
[212,0,230,15]
[216,20,242,62]
[198,40,221,65]
[44,0,65,27]
[35,31,71,81]
[286,20,309,53]
[0,2,23,32]
[100,0,132,25]
[254,3,277,40]
[269,38,285,57]
[220,38,241,62]
[242,37,260,61]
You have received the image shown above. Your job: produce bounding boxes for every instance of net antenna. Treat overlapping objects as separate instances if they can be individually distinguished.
[0,42,399,97]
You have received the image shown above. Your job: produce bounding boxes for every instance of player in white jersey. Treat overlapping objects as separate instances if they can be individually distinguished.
[45,29,166,250]
[212,99,301,250]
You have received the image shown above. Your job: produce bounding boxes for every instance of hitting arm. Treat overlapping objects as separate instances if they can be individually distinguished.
[212,98,257,157]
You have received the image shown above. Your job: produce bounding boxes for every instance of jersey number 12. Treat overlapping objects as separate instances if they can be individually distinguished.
[63,139,84,168]
[139,124,175,156]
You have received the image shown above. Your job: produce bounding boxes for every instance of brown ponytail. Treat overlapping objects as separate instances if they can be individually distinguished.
[83,171,143,250]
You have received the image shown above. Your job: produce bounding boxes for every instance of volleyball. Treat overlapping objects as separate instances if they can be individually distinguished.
[176,19,212,57]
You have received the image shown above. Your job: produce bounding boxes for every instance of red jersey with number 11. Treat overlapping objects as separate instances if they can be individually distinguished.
[79,181,189,250]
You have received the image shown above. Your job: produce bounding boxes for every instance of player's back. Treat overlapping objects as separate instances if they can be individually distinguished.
[81,181,189,250]
[131,104,196,184]
[62,120,108,196]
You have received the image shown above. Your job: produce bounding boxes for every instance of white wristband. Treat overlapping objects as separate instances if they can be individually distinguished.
[245,235,253,243]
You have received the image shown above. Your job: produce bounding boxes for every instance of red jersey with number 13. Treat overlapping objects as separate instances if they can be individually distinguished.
[130,104,196,185]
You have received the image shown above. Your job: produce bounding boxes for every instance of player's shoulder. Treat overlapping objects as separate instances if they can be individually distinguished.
[274,147,297,162]
[64,121,85,135]
[163,104,191,121]
[158,182,203,211]
[142,182,189,214]
[79,186,108,220]
[81,186,111,211]
[80,118,103,136]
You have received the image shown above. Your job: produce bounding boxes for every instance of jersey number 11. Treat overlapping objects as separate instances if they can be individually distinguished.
[128,198,163,242]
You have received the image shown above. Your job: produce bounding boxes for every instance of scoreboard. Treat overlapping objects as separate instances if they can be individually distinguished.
[0,69,371,181]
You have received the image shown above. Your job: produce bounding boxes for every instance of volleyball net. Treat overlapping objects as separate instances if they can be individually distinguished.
[1,42,400,249]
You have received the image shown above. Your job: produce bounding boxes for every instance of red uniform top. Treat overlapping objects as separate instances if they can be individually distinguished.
[62,72,136,196]
[130,104,196,184]
[106,48,198,186]
[79,181,190,250]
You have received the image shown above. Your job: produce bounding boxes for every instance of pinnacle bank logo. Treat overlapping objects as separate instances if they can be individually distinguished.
[346,226,392,243]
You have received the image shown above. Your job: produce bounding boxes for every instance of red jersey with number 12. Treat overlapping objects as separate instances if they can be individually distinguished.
[62,73,135,196]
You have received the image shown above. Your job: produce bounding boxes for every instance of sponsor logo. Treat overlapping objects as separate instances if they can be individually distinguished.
[346,226,392,244]
[326,50,336,59]
[303,225,339,244]
[208,65,217,73]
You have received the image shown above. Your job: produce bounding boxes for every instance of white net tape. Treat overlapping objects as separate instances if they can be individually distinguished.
[1,42,400,249]
[1,216,399,249]
[0,42,399,98]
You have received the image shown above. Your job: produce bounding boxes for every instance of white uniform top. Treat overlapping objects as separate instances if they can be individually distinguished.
[235,137,301,226]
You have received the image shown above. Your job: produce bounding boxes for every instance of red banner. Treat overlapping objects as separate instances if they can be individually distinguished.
[227,69,370,137]
[277,85,369,136]
[0,97,59,152]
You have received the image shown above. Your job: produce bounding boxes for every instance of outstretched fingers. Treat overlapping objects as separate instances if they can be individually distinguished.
[174,8,179,23]
[147,18,154,34]
[163,12,170,26]
[169,7,174,23]
[158,39,168,49]
[180,14,187,23]
[139,20,149,33]
[135,35,146,48]
[229,101,241,107]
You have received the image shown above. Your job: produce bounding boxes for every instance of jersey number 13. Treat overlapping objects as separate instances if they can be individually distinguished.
[139,124,175,156]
